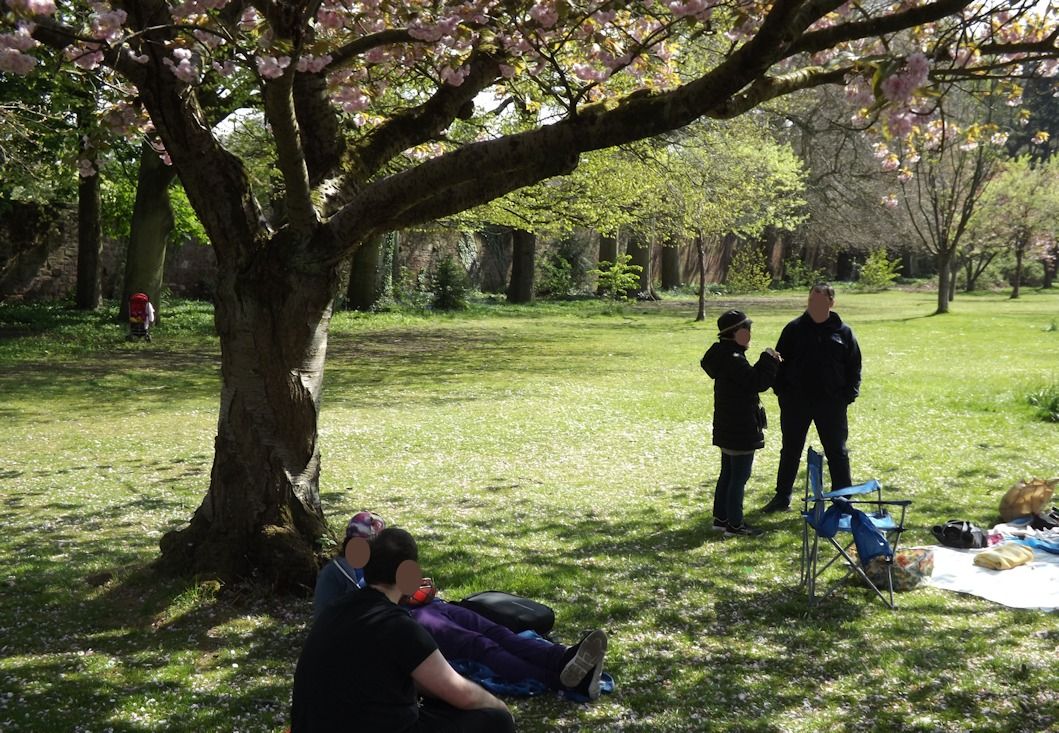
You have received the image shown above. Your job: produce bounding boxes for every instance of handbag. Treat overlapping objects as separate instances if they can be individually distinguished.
[457,591,555,636]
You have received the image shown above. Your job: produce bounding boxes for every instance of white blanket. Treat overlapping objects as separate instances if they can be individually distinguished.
[924,544,1059,611]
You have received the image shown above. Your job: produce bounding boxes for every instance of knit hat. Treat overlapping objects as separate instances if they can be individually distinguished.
[345,511,386,542]
[717,309,751,337]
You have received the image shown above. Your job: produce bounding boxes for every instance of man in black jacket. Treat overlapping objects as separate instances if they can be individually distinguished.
[762,283,862,513]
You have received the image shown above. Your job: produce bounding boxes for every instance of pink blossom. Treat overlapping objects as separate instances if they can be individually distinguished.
[958,140,978,152]
[296,54,332,73]
[440,65,468,86]
[334,87,370,113]
[408,22,444,42]
[572,62,607,82]
[990,132,1009,146]
[238,7,260,30]
[498,63,515,79]
[1032,130,1050,145]
[529,3,558,28]
[6,0,56,14]
[256,54,291,79]
[65,44,104,71]
[881,154,900,172]
[165,48,199,83]
[77,158,97,177]
[668,0,707,18]
[89,5,126,43]
[316,9,345,30]
[872,142,891,160]
[880,194,899,209]
[0,48,36,74]
[844,77,874,107]
[212,59,237,76]
[897,168,913,182]
[887,110,914,139]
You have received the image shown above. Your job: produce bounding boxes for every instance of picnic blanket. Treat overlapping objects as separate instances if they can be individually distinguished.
[924,545,1059,611]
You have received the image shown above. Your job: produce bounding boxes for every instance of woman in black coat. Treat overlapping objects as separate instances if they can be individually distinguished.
[700,309,781,537]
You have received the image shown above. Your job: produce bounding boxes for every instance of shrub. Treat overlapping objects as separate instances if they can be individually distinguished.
[537,253,576,298]
[856,248,902,291]
[430,255,471,310]
[782,257,826,289]
[725,247,773,294]
[590,253,643,301]
[1027,383,1059,423]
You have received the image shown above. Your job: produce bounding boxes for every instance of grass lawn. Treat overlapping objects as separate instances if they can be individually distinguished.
[0,288,1057,732]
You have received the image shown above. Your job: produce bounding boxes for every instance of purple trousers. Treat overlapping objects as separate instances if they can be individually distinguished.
[410,602,566,688]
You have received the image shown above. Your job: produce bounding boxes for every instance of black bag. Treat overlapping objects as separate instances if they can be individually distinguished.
[457,591,555,636]
[932,520,987,549]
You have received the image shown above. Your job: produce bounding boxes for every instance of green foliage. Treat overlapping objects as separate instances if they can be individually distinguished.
[391,267,431,310]
[856,248,902,291]
[782,257,827,289]
[429,255,471,310]
[724,246,773,293]
[537,253,575,298]
[590,253,643,301]
[1027,383,1059,422]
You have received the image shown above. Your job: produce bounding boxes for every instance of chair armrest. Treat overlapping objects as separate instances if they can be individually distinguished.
[821,479,881,499]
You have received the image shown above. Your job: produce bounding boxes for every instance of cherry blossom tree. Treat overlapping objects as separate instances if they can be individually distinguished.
[3,0,1058,589]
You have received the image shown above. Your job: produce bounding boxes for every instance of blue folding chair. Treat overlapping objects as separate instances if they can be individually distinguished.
[799,447,910,608]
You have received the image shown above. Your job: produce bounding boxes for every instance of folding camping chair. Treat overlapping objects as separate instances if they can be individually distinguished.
[799,447,910,609]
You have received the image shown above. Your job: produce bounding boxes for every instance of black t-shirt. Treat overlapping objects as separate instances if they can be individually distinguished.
[291,587,438,732]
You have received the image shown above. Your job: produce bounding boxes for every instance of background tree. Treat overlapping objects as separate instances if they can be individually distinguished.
[7,0,1059,589]
[969,155,1059,299]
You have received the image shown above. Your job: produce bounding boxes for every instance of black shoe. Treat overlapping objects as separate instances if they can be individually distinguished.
[761,495,791,514]
[559,629,607,697]
[724,523,763,537]
[711,518,728,532]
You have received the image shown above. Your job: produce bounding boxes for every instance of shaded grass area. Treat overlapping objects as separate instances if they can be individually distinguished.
[1,289,1057,732]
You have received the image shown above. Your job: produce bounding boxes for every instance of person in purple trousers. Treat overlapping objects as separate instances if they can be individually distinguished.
[312,512,608,699]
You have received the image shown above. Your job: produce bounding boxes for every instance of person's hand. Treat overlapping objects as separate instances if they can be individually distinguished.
[764,347,782,362]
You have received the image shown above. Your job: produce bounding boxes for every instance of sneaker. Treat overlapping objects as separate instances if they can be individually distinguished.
[761,495,791,514]
[711,518,728,532]
[724,523,763,537]
[559,629,608,694]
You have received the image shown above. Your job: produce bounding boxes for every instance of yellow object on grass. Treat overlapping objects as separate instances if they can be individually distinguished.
[973,542,1035,571]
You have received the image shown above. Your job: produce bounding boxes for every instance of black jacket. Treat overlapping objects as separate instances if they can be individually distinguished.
[773,311,861,404]
[701,339,779,451]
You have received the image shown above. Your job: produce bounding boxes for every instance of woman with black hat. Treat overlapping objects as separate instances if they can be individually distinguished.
[700,309,782,537]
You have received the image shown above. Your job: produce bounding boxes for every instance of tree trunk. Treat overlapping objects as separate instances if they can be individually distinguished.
[159,261,339,592]
[660,241,683,290]
[346,233,386,310]
[1011,241,1024,299]
[75,128,102,311]
[1042,245,1056,288]
[626,235,654,299]
[596,232,618,296]
[507,228,535,303]
[121,141,177,320]
[935,250,952,314]
[947,258,957,303]
[696,234,707,322]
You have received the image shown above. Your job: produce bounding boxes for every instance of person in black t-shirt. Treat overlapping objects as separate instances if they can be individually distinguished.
[291,528,515,733]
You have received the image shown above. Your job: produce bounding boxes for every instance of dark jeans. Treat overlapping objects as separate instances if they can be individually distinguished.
[414,700,515,733]
[411,602,566,688]
[713,451,755,527]
[775,396,851,500]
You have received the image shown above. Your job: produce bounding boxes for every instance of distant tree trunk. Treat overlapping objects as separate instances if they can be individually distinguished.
[121,141,176,321]
[1042,244,1056,288]
[696,234,707,322]
[935,250,953,314]
[596,232,618,296]
[764,226,785,283]
[346,233,386,310]
[948,258,957,303]
[626,235,655,300]
[391,231,402,294]
[1011,235,1026,299]
[507,228,535,303]
[660,240,682,290]
[75,120,102,311]
[478,227,511,293]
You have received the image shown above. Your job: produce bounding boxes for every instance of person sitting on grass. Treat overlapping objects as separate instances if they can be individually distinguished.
[292,527,515,732]
[313,512,609,700]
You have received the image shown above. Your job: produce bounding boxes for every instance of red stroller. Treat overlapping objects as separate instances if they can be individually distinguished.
[128,292,154,342]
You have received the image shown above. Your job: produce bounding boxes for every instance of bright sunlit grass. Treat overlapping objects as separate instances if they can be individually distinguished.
[0,288,1056,732]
